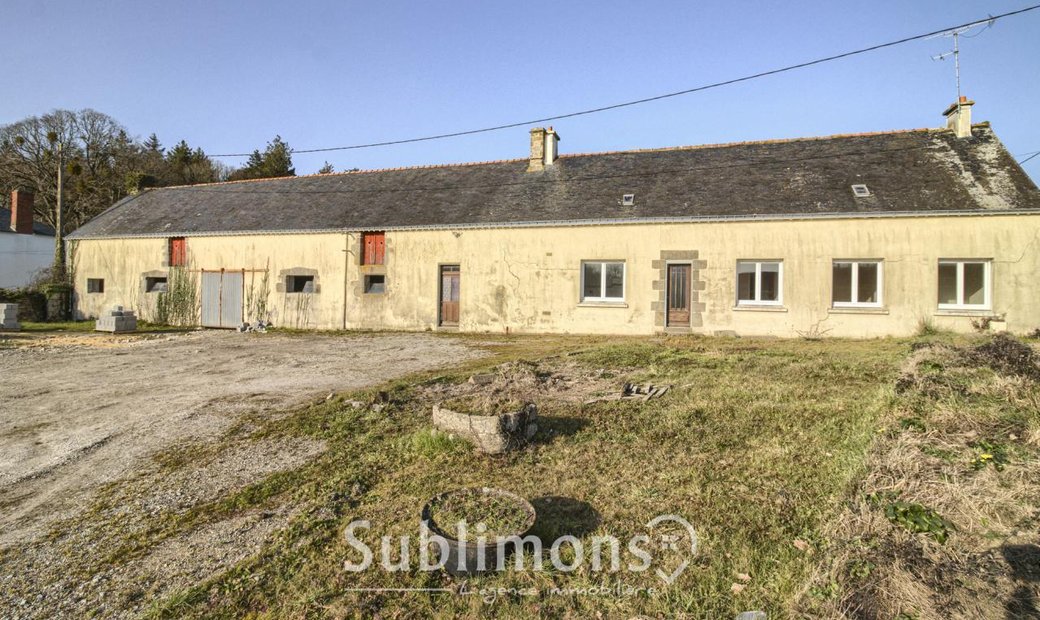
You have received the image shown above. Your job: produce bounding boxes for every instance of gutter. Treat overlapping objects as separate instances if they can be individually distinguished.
[66,208,1040,241]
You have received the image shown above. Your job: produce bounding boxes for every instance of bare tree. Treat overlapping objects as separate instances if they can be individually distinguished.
[1,109,225,237]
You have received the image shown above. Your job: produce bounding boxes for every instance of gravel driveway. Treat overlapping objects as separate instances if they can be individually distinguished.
[0,330,480,548]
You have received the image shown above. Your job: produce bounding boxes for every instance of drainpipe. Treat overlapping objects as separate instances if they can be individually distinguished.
[342,233,352,330]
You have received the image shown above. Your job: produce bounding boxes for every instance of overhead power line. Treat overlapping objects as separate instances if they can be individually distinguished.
[1020,151,1040,165]
[209,4,1040,158]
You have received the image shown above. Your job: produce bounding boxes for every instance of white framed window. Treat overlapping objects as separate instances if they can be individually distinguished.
[736,260,783,306]
[938,260,991,310]
[832,260,883,307]
[581,261,626,302]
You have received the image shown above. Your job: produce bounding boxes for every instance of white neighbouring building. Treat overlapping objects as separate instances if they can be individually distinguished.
[0,190,54,289]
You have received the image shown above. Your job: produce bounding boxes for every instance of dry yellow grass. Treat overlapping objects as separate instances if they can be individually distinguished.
[799,338,1040,619]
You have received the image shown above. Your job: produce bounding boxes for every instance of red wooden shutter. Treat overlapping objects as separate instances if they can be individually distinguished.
[170,238,187,267]
[362,233,385,265]
[363,235,373,265]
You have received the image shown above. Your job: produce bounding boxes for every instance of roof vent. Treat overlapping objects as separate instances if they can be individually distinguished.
[621,194,635,206]
[851,184,870,198]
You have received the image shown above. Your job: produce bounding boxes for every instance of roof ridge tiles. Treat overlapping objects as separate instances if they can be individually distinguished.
[152,127,957,191]
[557,127,941,160]
[159,156,531,190]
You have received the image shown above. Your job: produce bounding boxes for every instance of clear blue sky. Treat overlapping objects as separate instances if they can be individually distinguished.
[2,1,1038,181]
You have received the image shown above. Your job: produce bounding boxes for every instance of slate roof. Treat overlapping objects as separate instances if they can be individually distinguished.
[69,124,1040,239]
[0,208,55,236]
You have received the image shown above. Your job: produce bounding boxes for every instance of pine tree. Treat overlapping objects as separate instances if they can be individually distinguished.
[143,133,163,153]
[229,135,296,180]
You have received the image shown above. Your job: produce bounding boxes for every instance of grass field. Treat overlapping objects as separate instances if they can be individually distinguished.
[8,329,1036,618]
[140,334,914,619]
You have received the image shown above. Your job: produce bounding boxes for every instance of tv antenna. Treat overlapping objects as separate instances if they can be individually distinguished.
[927,17,995,102]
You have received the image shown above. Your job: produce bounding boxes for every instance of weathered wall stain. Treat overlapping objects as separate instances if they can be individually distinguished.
[72,214,1040,336]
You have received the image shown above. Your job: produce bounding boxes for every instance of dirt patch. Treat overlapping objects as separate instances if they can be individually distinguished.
[0,436,319,620]
[0,330,481,547]
[0,330,182,351]
[133,507,295,601]
[420,358,623,411]
[117,437,325,517]
[969,332,1040,381]
[0,331,482,619]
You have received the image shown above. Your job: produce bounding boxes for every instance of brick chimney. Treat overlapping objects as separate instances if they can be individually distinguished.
[942,96,975,138]
[527,127,560,172]
[10,189,34,234]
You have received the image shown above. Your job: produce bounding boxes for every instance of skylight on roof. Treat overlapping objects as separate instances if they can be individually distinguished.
[621,194,635,206]
[851,184,871,198]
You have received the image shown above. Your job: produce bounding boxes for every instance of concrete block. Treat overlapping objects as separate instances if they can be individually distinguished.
[95,315,138,333]
[0,304,21,330]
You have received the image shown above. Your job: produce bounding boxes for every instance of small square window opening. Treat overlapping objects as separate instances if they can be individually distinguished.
[364,275,386,294]
[145,277,168,293]
[87,278,105,294]
[286,275,315,293]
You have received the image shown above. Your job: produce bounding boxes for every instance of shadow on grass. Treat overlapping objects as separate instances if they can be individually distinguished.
[1003,543,1040,619]
[529,496,601,542]
[534,415,590,444]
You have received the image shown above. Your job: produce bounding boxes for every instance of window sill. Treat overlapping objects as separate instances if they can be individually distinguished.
[828,306,889,315]
[577,301,628,308]
[732,305,787,312]
[934,308,994,317]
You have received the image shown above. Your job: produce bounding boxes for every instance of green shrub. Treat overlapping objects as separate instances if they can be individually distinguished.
[0,288,47,321]
[154,267,199,326]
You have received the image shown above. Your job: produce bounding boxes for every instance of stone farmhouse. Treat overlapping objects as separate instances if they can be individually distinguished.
[67,100,1040,336]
